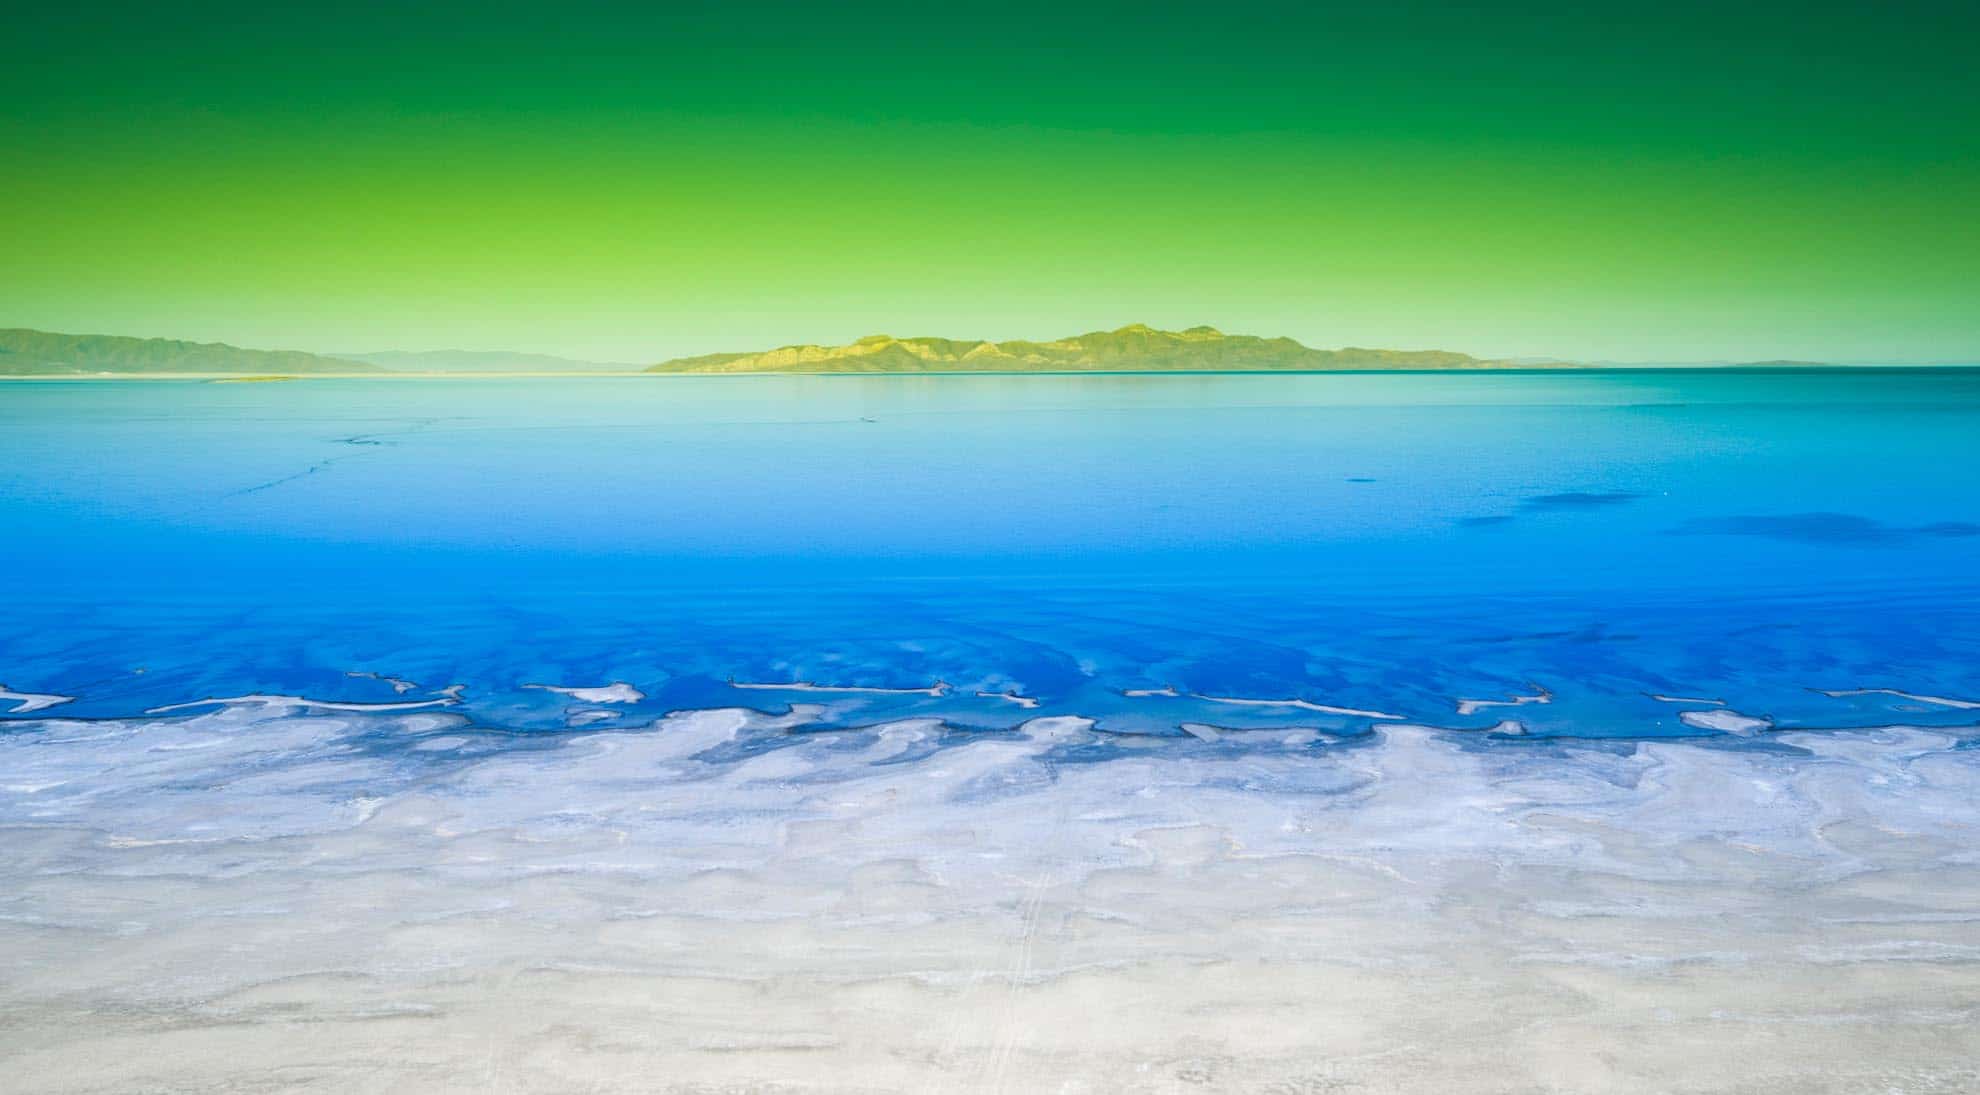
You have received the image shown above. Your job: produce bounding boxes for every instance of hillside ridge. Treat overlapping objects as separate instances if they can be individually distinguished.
[0,329,382,375]
[645,324,1523,374]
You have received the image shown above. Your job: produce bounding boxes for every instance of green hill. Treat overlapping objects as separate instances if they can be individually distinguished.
[0,329,384,375]
[645,324,1527,374]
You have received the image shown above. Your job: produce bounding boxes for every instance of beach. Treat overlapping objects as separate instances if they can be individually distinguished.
[4,702,1980,1092]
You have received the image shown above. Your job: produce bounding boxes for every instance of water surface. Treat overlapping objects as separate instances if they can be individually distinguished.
[3,371,1976,736]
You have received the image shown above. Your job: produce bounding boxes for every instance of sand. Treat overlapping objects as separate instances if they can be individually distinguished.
[2,705,1977,1092]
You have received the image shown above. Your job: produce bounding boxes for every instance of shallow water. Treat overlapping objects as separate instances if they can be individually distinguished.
[5,371,1978,730]
[3,372,1979,1091]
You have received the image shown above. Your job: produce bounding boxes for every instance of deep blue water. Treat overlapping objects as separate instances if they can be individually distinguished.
[3,371,1977,740]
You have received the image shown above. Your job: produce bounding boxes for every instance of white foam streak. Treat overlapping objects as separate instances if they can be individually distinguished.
[347,671,418,694]
[1191,693,1404,719]
[146,693,460,714]
[524,681,645,704]
[1456,685,1552,716]
[1819,687,1980,710]
[1678,709,1774,735]
[730,678,949,697]
[0,685,74,714]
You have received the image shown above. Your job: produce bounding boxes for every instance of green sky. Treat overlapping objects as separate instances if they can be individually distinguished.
[4,1,1976,362]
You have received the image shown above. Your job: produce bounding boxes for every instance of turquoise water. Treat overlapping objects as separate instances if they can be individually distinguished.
[2,371,1977,739]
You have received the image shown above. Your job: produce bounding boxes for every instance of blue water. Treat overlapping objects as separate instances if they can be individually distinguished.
[3,371,1978,739]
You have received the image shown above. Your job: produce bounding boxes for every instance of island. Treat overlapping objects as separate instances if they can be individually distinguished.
[645,324,1528,374]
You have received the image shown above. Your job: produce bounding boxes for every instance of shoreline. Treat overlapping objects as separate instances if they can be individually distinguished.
[6,365,1980,381]
[3,703,1978,1092]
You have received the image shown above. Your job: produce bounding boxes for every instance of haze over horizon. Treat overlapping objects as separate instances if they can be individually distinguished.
[5,1,1977,364]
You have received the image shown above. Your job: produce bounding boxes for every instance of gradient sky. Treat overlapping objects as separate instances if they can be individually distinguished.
[5,1,1977,362]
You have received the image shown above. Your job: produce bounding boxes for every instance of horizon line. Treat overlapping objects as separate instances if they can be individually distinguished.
[7,322,1978,370]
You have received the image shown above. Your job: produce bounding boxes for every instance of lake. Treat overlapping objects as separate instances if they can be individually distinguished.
[3,371,1979,1091]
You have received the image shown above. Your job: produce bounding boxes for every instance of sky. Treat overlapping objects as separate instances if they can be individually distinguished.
[4,1,1977,363]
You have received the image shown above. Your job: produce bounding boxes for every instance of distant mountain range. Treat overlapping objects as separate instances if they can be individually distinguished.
[336,349,635,373]
[0,331,637,375]
[1,325,1865,377]
[0,329,381,375]
[646,324,1523,373]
